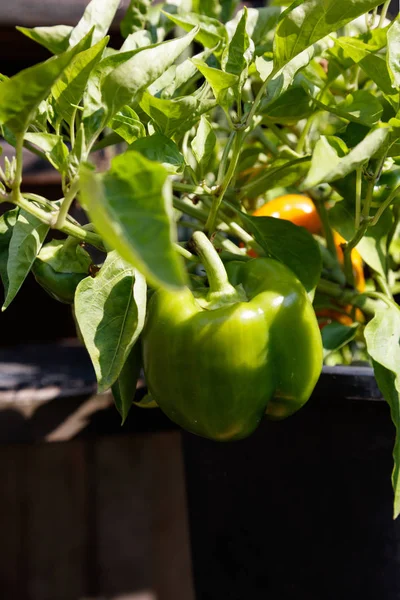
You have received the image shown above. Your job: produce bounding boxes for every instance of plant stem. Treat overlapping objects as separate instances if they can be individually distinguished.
[172,182,209,196]
[378,0,391,27]
[12,134,24,192]
[317,279,379,317]
[342,220,370,286]
[296,112,316,155]
[315,198,338,258]
[191,231,238,298]
[204,130,245,235]
[55,178,80,228]
[175,243,199,262]
[11,193,106,251]
[217,131,235,184]
[371,183,400,226]
[355,167,362,228]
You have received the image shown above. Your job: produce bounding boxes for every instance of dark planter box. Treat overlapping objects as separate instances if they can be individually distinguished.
[183,366,398,600]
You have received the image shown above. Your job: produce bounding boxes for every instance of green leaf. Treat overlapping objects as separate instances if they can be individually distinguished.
[221,0,241,23]
[387,16,400,91]
[0,208,19,291]
[149,46,213,98]
[192,0,222,19]
[191,58,238,102]
[133,393,158,409]
[52,36,108,123]
[239,214,322,292]
[75,250,147,393]
[222,6,254,81]
[226,7,281,48]
[0,31,93,134]
[112,343,143,424]
[301,127,391,188]
[129,134,185,174]
[163,11,227,49]
[69,0,120,47]
[321,321,358,358]
[120,30,152,52]
[364,306,400,518]
[333,37,399,108]
[79,151,186,290]
[109,106,146,144]
[120,0,152,38]
[102,27,199,119]
[263,86,313,125]
[3,210,49,310]
[240,157,311,200]
[260,36,333,107]
[302,136,341,189]
[139,89,216,139]
[16,25,73,54]
[274,0,384,69]
[24,132,68,172]
[191,115,216,172]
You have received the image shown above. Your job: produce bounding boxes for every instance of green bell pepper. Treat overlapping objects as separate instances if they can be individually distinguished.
[142,232,322,441]
[32,238,92,304]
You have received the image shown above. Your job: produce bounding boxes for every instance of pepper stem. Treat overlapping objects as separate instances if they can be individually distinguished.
[191,231,242,305]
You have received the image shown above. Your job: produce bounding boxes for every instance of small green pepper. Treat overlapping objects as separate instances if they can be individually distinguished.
[142,232,323,441]
[32,238,92,304]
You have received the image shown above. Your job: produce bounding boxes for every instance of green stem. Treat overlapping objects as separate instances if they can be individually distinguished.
[55,178,80,228]
[191,231,238,299]
[374,273,394,300]
[316,279,379,317]
[378,0,391,27]
[263,118,294,149]
[12,134,24,192]
[204,130,245,235]
[217,131,235,184]
[315,198,337,258]
[296,112,317,155]
[355,167,362,229]
[173,196,210,222]
[172,182,209,196]
[245,69,277,130]
[11,193,106,251]
[175,243,199,262]
[70,106,78,148]
[371,183,400,226]
[342,220,370,286]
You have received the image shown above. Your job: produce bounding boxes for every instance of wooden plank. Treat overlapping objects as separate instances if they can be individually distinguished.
[91,435,155,597]
[148,432,195,600]
[0,444,27,598]
[25,441,87,600]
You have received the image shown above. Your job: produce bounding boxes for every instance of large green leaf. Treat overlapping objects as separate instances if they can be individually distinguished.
[0,208,18,291]
[120,0,152,38]
[24,132,68,172]
[365,307,400,518]
[164,12,227,49]
[52,36,108,123]
[75,250,147,393]
[102,27,199,119]
[149,47,213,98]
[191,115,216,173]
[129,134,185,174]
[3,210,49,310]
[0,31,92,134]
[69,0,120,47]
[274,0,384,69]
[301,127,391,188]
[139,90,216,139]
[238,213,322,292]
[16,25,73,54]
[222,6,254,81]
[333,37,399,108]
[191,59,238,102]
[112,343,143,424]
[109,106,146,144]
[387,16,400,91]
[79,151,186,290]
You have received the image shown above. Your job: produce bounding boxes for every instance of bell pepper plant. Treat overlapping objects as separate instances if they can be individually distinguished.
[0,0,400,512]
